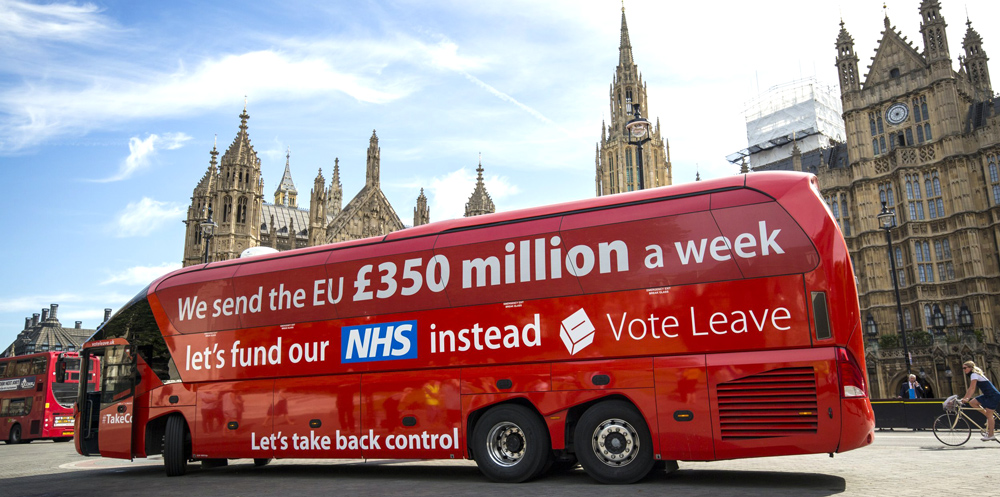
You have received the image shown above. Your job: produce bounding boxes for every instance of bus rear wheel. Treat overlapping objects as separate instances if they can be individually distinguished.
[7,424,22,444]
[574,400,654,484]
[472,404,550,483]
[164,416,191,477]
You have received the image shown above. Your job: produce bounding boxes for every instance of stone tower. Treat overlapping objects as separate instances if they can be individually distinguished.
[595,6,671,195]
[819,1,1000,399]
[182,105,264,266]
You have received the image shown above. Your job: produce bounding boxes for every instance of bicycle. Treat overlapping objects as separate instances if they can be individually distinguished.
[932,395,1000,446]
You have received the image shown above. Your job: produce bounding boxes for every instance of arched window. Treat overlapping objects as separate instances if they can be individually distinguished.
[223,196,233,222]
[904,309,913,329]
[237,197,248,224]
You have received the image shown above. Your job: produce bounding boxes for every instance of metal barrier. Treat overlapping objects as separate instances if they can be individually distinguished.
[872,398,990,429]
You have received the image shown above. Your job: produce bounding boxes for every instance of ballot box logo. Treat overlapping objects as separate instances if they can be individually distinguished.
[560,308,596,355]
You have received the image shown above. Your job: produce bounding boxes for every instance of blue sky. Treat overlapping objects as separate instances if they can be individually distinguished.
[1,0,996,348]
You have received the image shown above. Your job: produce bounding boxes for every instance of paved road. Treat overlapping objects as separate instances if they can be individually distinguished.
[0,430,981,497]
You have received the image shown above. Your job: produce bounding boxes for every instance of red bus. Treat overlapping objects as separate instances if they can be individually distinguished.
[75,172,874,483]
[1,351,87,444]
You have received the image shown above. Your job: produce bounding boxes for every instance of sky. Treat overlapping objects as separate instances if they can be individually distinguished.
[1,0,997,348]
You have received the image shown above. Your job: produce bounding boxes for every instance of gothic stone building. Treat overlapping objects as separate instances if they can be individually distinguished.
[820,0,1000,398]
[182,107,495,267]
[595,8,672,196]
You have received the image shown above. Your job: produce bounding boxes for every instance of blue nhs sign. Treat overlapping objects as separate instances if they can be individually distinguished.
[341,320,418,364]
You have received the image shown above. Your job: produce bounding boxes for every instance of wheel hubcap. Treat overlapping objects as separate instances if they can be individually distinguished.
[592,418,639,467]
[486,422,526,467]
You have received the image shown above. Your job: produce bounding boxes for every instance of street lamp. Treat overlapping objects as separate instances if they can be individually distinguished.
[958,302,973,334]
[878,201,910,375]
[865,314,878,340]
[200,207,217,264]
[931,305,946,335]
[625,104,651,191]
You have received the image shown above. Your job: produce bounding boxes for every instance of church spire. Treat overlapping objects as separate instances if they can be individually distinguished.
[963,17,992,93]
[366,130,380,189]
[274,146,298,208]
[327,158,342,218]
[464,154,495,217]
[618,5,634,67]
[919,0,950,63]
[414,188,430,226]
[836,19,860,92]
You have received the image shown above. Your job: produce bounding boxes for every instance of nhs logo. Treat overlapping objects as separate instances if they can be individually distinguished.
[341,320,418,364]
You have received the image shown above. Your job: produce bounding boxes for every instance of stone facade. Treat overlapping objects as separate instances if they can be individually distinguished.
[595,8,672,196]
[183,107,494,267]
[823,1,1000,398]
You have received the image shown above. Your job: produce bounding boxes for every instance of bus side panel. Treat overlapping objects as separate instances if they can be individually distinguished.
[361,370,463,459]
[707,348,840,461]
[653,354,715,461]
[193,379,274,460]
[460,363,551,395]
[550,357,653,391]
[272,375,362,459]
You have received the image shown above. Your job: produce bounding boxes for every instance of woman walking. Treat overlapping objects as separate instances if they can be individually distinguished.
[961,360,1000,441]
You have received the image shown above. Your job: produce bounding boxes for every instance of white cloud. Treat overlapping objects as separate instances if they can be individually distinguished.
[90,132,192,182]
[0,0,114,44]
[102,263,181,286]
[113,197,186,237]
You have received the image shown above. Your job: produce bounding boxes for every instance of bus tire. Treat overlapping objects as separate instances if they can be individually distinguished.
[472,404,550,483]
[164,416,190,477]
[7,424,22,444]
[574,400,654,484]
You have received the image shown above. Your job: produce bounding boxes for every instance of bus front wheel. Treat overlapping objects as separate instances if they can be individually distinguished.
[6,424,21,444]
[574,400,655,484]
[472,404,550,483]
[164,416,191,477]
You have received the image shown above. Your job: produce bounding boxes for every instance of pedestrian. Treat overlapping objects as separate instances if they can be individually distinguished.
[898,374,925,399]
[960,360,1000,441]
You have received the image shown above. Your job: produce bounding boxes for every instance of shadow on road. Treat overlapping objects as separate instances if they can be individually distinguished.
[5,460,847,497]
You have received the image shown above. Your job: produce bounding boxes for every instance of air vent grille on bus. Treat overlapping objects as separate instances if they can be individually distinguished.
[716,367,818,440]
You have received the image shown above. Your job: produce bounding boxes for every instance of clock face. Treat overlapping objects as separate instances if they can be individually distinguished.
[886,103,909,125]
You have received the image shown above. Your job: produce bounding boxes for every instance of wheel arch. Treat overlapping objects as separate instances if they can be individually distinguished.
[145,410,189,457]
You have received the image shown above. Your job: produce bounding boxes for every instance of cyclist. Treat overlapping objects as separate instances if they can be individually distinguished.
[960,360,1000,441]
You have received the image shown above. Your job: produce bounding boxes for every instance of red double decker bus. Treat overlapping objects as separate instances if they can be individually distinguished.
[1,351,87,444]
[75,172,873,483]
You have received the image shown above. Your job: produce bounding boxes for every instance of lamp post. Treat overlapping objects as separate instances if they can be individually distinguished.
[878,202,910,375]
[958,302,973,335]
[625,104,651,191]
[931,304,946,335]
[865,314,878,344]
[200,207,217,264]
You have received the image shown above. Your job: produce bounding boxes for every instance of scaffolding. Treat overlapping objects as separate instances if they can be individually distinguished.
[728,78,845,167]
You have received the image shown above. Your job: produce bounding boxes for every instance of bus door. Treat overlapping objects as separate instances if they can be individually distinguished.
[79,339,137,459]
